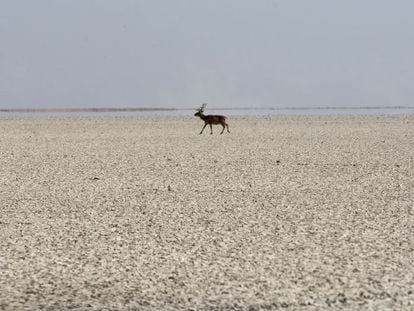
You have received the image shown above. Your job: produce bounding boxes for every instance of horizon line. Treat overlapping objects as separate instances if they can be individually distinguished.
[0,106,413,113]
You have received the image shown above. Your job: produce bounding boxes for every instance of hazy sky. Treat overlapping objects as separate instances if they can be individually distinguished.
[1,0,413,109]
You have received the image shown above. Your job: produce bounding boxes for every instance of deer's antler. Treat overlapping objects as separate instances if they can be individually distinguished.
[197,103,207,112]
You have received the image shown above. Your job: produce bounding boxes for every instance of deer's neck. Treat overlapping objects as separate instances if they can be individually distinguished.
[198,113,208,121]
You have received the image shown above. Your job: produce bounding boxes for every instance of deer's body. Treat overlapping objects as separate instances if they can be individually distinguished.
[195,111,230,135]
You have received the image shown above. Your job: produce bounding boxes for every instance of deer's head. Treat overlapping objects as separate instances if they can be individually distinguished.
[194,103,207,117]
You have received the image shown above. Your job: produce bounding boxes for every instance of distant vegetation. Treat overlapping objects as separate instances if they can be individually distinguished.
[0,107,178,113]
[0,106,412,113]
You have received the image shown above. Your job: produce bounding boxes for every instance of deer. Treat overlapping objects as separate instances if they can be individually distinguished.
[194,103,230,135]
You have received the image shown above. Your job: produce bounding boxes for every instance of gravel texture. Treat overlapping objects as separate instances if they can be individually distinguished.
[0,115,413,310]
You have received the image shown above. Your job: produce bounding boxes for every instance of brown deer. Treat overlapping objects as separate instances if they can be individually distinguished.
[194,104,230,135]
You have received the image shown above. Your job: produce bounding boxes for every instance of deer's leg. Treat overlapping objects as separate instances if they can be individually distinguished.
[200,123,207,134]
[209,123,213,134]
[220,123,225,134]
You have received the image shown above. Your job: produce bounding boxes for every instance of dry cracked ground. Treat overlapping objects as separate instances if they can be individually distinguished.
[0,115,413,310]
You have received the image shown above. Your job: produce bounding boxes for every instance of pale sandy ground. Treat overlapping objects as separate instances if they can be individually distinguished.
[0,115,413,310]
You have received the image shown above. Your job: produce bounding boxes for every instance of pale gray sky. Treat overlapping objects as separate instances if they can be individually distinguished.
[1,0,413,109]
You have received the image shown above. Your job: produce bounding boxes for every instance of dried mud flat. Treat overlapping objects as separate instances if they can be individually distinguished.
[0,115,413,310]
